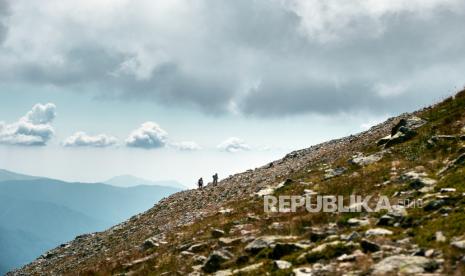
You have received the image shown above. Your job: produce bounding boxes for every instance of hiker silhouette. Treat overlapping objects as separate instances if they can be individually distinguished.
[212,173,218,186]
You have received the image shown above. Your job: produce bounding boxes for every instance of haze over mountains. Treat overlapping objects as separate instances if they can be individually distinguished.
[103,174,186,189]
[0,169,183,274]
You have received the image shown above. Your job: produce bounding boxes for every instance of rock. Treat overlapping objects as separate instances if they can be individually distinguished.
[142,237,160,250]
[244,236,296,254]
[337,249,365,262]
[424,249,435,258]
[270,243,307,259]
[324,167,347,179]
[435,231,446,242]
[349,152,383,166]
[218,208,233,214]
[309,230,328,242]
[234,263,263,274]
[360,239,380,253]
[347,218,370,227]
[440,188,456,193]
[379,117,426,148]
[235,255,249,265]
[428,135,457,146]
[365,228,393,237]
[193,255,207,265]
[340,231,361,241]
[299,241,352,263]
[188,243,209,253]
[438,153,465,175]
[303,189,317,196]
[180,251,195,257]
[255,187,275,197]
[218,237,242,246]
[372,255,438,275]
[377,135,392,146]
[377,215,396,226]
[214,262,264,275]
[202,250,233,273]
[401,171,437,190]
[451,240,465,249]
[211,229,225,238]
[274,260,292,270]
[293,267,314,275]
[423,199,446,211]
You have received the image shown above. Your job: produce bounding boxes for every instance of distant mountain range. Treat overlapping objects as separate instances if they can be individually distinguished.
[103,174,186,189]
[0,169,183,274]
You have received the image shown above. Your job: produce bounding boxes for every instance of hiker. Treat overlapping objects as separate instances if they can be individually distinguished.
[198,177,203,189]
[212,173,218,186]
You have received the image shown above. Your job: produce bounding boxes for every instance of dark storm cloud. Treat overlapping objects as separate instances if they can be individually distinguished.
[1,0,465,116]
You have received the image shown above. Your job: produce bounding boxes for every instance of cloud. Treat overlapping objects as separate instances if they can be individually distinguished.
[125,121,168,149]
[0,0,10,44]
[217,137,250,153]
[1,1,465,116]
[170,141,201,151]
[0,103,56,146]
[63,132,117,148]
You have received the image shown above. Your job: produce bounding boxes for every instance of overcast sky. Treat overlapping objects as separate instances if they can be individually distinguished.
[1,0,464,187]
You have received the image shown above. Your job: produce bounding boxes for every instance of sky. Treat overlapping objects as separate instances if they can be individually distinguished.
[0,0,464,187]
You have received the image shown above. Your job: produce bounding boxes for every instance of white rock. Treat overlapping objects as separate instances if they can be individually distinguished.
[440,188,456,193]
[372,255,437,275]
[435,231,446,242]
[451,240,465,249]
[274,260,292,270]
[365,228,393,237]
[347,218,370,227]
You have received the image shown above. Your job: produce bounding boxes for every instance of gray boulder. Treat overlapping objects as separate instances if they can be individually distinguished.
[372,255,438,275]
[202,250,233,273]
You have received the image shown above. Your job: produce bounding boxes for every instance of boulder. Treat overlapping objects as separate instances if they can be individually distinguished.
[324,167,347,179]
[142,237,160,250]
[218,237,242,246]
[211,229,225,238]
[378,117,426,147]
[202,250,233,273]
[423,199,446,212]
[244,235,294,254]
[188,242,209,253]
[269,242,308,259]
[372,255,438,275]
[349,152,383,166]
[365,228,393,237]
[360,239,380,253]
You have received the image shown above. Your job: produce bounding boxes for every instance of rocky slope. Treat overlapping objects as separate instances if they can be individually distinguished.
[10,90,465,275]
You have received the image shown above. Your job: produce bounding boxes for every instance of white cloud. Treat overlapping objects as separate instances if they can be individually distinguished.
[217,137,250,153]
[125,121,168,149]
[63,131,117,148]
[0,103,56,146]
[24,102,57,124]
[170,141,201,151]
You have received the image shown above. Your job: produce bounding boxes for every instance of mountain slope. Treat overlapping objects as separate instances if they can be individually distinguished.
[10,90,465,275]
[0,169,41,182]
